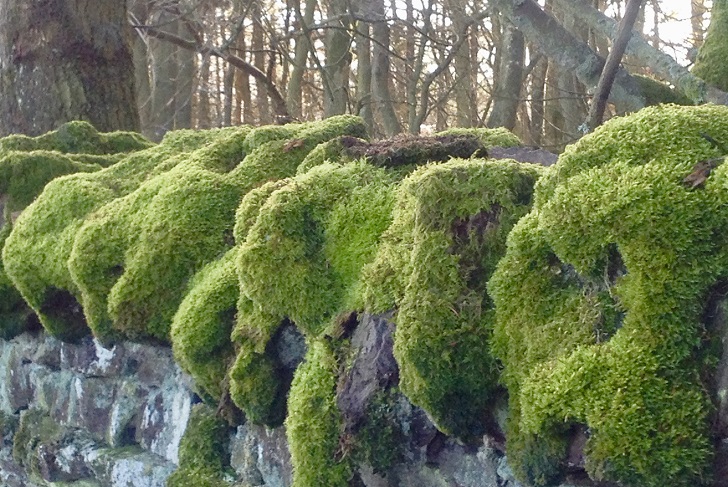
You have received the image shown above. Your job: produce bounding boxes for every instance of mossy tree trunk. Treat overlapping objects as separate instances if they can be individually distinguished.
[693,0,728,92]
[0,0,139,136]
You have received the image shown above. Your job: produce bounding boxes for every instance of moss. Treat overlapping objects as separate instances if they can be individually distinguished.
[0,151,101,214]
[286,339,353,487]
[230,161,395,423]
[296,137,358,175]
[633,74,693,106]
[0,120,153,155]
[489,105,728,486]
[435,126,522,148]
[171,248,238,401]
[12,409,62,473]
[0,121,153,155]
[3,128,218,341]
[237,161,395,336]
[166,404,232,487]
[350,388,404,474]
[361,158,542,438]
[693,0,728,92]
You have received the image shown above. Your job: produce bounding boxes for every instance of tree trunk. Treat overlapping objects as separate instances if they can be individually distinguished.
[693,0,728,92]
[288,0,316,120]
[148,7,179,139]
[487,21,525,130]
[355,21,375,133]
[370,0,402,135]
[496,0,644,114]
[322,0,350,117]
[174,18,194,130]
[448,0,476,127]
[0,0,139,135]
[549,0,728,105]
[252,6,271,124]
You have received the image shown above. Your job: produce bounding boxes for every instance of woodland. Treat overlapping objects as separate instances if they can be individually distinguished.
[0,0,722,148]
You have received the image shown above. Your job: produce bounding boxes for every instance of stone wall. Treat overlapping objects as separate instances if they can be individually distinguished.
[0,329,544,487]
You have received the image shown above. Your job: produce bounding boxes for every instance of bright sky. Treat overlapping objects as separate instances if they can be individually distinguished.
[643,0,712,64]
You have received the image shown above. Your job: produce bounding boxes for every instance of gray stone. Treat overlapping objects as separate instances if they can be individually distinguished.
[231,423,292,487]
[87,447,176,487]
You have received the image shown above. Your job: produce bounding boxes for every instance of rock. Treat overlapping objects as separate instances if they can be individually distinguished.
[231,423,292,487]
[337,312,398,430]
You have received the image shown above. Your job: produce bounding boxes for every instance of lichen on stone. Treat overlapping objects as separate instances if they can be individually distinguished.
[489,104,728,487]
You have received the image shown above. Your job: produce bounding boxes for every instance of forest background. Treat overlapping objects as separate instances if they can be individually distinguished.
[0,0,720,151]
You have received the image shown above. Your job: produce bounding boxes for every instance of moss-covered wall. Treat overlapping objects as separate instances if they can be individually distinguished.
[2,107,728,487]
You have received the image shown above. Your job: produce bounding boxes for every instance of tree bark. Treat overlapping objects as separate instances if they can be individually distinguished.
[550,0,728,105]
[487,21,525,130]
[355,21,375,132]
[148,7,179,139]
[0,0,139,135]
[370,0,403,135]
[495,0,645,114]
[448,0,477,127]
[322,0,350,117]
[585,0,643,131]
[288,0,316,120]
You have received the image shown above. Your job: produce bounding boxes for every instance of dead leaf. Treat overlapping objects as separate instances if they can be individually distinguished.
[283,138,305,152]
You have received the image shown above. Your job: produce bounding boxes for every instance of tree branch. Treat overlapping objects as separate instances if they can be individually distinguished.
[551,0,728,105]
[585,0,643,131]
[496,0,645,114]
[133,24,290,120]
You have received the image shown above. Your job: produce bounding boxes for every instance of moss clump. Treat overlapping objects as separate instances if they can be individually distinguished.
[362,158,541,438]
[230,161,395,422]
[435,126,522,148]
[693,0,728,92]
[633,74,693,106]
[489,104,728,487]
[0,151,101,215]
[0,120,153,155]
[166,404,232,487]
[3,128,220,341]
[286,339,353,487]
[170,248,238,401]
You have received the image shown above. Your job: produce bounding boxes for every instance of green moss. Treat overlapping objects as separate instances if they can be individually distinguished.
[633,74,693,106]
[0,151,101,214]
[166,404,232,487]
[0,120,153,155]
[12,408,62,476]
[693,0,728,92]
[296,137,360,175]
[3,128,218,341]
[489,105,728,486]
[171,248,238,401]
[362,158,541,438]
[350,388,404,474]
[230,161,394,423]
[237,161,395,336]
[435,126,522,148]
[286,339,352,487]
